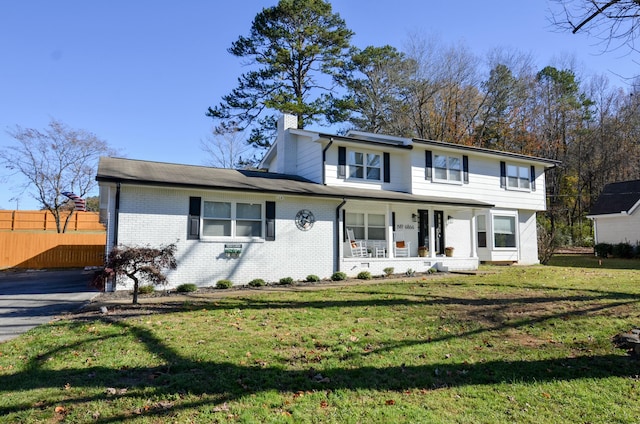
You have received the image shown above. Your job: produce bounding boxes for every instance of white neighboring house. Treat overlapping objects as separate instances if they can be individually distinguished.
[587,180,640,245]
[96,114,559,289]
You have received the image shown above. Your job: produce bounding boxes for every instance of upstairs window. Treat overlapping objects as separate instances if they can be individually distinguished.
[349,151,381,181]
[433,154,462,182]
[507,164,530,190]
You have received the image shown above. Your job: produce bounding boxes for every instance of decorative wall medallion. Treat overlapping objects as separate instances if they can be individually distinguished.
[295,209,315,231]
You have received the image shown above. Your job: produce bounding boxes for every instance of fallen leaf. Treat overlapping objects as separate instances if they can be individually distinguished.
[54,406,66,414]
[63,383,71,391]
[541,392,551,399]
[212,403,229,412]
[385,399,396,405]
[320,400,328,408]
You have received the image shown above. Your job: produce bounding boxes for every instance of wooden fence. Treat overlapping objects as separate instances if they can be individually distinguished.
[0,210,106,269]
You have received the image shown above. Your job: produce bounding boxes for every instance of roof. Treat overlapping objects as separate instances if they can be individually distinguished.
[588,180,640,216]
[97,157,493,209]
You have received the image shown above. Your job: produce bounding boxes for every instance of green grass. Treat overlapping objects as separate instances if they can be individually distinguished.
[1,257,639,423]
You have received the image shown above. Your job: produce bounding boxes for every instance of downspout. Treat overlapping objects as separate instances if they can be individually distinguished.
[335,198,347,272]
[322,137,334,185]
[113,182,121,247]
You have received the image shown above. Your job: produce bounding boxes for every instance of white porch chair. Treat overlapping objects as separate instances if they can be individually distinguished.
[347,228,368,257]
[393,232,411,257]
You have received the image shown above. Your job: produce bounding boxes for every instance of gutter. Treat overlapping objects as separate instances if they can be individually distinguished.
[322,137,333,185]
[335,198,347,273]
[113,182,121,246]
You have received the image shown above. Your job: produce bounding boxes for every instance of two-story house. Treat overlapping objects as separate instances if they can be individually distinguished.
[96,114,559,289]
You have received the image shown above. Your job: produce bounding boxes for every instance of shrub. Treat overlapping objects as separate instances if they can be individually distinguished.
[357,271,371,280]
[305,274,320,282]
[594,243,612,258]
[176,283,198,293]
[278,277,294,285]
[248,278,266,287]
[405,268,415,277]
[216,279,233,289]
[331,271,347,281]
[138,285,155,294]
[383,267,394,277]
[613,242,634,258]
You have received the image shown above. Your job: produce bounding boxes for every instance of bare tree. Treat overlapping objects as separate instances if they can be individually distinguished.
[1,119,117,232]
[200,127,255,168]
[550,0,640,53]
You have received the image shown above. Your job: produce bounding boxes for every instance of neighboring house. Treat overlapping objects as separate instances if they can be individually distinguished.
[96,114,559,289]
[587,179,640,245]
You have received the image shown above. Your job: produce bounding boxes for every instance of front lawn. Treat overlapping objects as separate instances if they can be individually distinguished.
[1,260,639,423]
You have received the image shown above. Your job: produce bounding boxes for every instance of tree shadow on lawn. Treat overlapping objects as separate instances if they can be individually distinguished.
[2,289,640,422]
[0,316,638,422]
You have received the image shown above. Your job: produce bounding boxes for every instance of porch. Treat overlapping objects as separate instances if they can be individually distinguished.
[341,255,479,276]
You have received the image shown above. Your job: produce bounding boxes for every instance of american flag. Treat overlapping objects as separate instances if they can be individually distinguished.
[61,191,86,211]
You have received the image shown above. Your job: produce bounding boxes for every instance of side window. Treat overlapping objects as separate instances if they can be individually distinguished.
[201,201,263,238]
[477,215,487,248]
[433,154,463,183]
[493,215,516,248]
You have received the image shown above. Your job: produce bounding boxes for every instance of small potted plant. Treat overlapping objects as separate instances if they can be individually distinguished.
[445,246,454,257]
[418,246,428,257]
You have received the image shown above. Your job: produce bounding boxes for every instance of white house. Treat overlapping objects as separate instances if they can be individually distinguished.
[587,179,640,245]
[96,114,559,289]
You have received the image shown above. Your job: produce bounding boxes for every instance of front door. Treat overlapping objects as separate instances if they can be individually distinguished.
[434,210,445,255]
[418,210,429,249]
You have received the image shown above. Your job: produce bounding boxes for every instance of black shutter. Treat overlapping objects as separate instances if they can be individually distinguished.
[392,212,396,231]
[383,152,390,183]
[463,155,469,184]
[342,209,346,242]
[188,197,201,240]
[500,161,506,188]
[338,146,346,178]
[425,151,432,180]
[265,201,276,241]
[530,165,536,191]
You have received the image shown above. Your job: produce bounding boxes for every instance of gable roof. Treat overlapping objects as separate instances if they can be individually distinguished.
[588,180,640,216]
[97,157,493,209]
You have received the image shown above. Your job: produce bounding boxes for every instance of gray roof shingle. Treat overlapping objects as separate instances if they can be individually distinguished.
[588,180,640,216]
[97,157,493,208]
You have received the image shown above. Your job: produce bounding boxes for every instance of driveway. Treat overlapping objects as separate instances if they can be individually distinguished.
[0,269,100,343]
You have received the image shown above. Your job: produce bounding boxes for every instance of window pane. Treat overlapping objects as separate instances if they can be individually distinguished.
[520,177,530,189]
[494,216,515,234]
[477,215,486,231]
[202,219,231,236]
[368,227,385,240]
[518,166,528,179]
[346,213,364,226]
[435,168,448,180]
[367,154,380,167]
[237,203,261,219]
[434,155,447,169]
[367,167,380,180]
[237,221,262,237]
[350,165,363,178]
[449,157,461,170]
[350,152,363,165]
[368,214,385,226]
[203,201,230,218]
[449,169,461,181]
[508,176,519,188]
[507,165,518,177]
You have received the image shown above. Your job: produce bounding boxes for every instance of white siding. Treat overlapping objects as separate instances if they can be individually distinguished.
[593,212,640,244]
[411,150,547,211]
[518,210,540,265]
[112,185,340,289]
[294,137,322,183]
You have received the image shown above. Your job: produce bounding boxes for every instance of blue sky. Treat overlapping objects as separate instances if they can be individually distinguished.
[1,1,636,209]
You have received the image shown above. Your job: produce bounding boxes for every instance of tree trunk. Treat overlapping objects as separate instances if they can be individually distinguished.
[131,276,139,304]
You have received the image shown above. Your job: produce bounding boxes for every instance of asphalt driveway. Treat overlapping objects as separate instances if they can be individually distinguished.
[0,269,100,343]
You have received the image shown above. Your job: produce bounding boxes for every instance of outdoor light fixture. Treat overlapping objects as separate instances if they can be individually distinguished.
[412,213,417,222]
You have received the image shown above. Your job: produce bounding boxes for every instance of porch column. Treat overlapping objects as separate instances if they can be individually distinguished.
[470,209,478,258]
[428,209,435,258]
[387,204,393,258]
